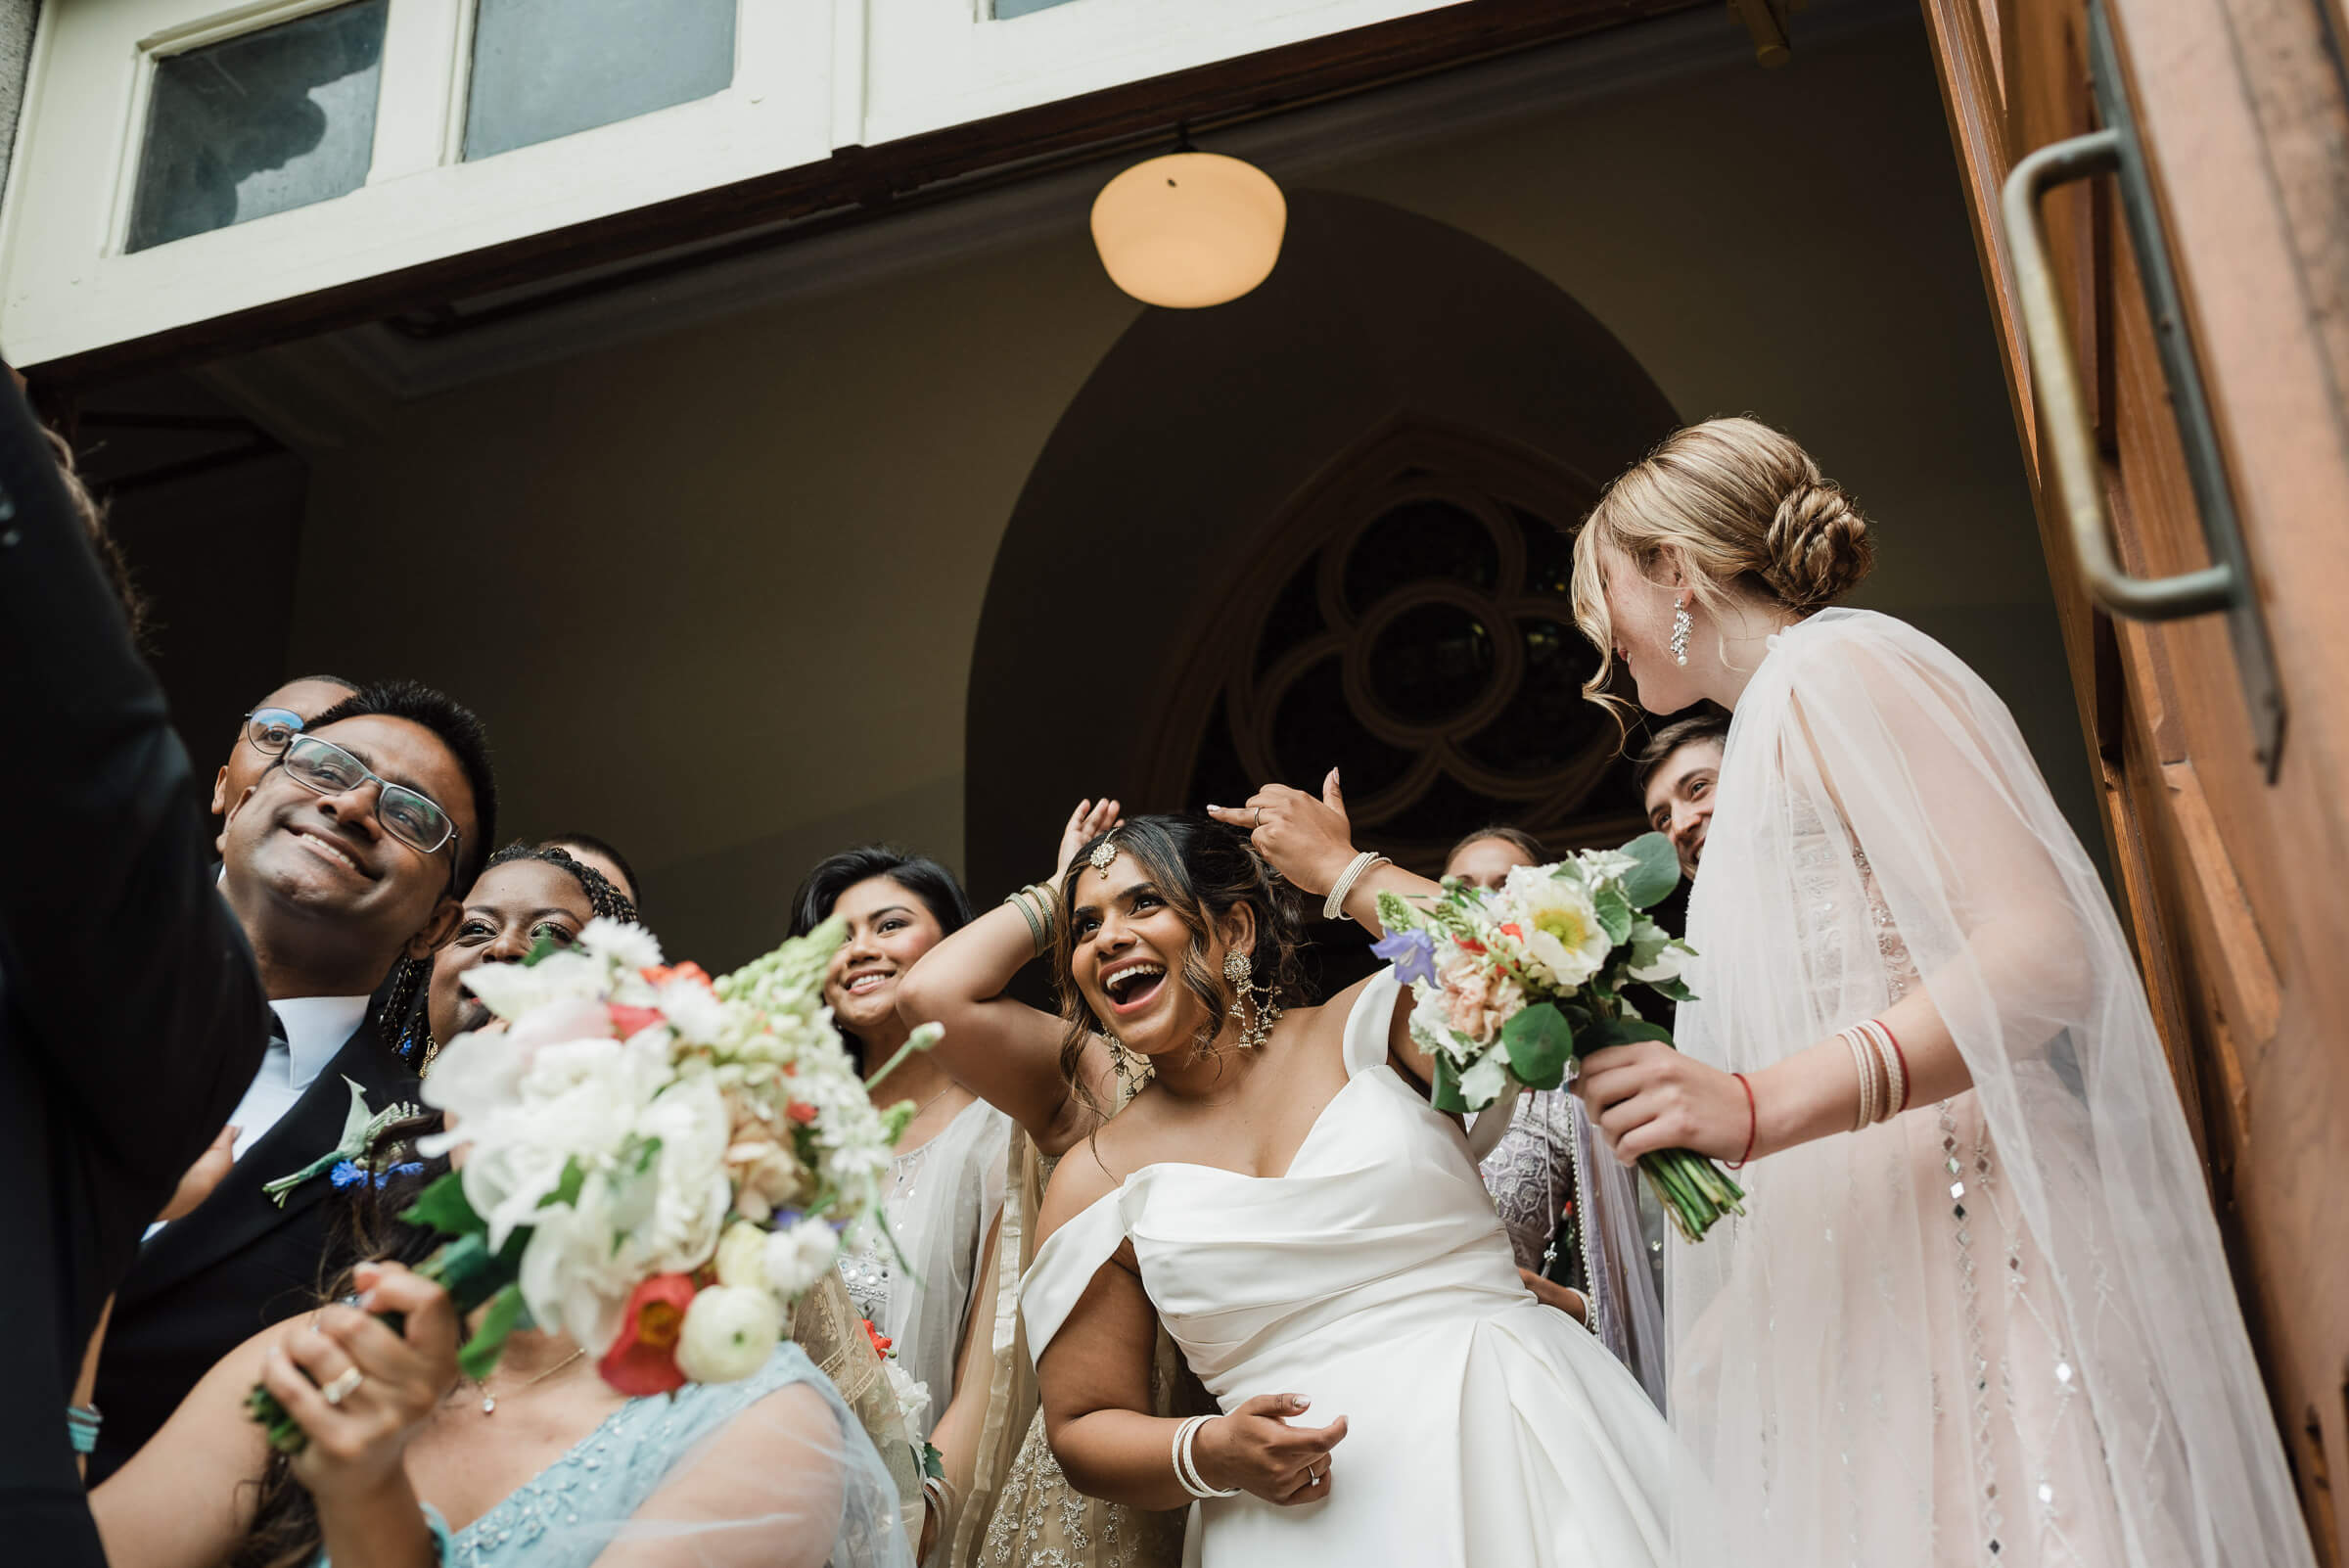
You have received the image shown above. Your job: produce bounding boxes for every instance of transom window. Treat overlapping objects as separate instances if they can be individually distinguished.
[127,0,389,252]
[1173,424,1645,870]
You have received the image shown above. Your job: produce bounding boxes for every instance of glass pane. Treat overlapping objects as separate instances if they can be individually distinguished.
[1271,659,1413,798]
[1254,561,1326,677]
[1513,505,1578,599]
[994,0,1084,16]
[127,1,388,254]
[1343,500,1498,616]
[1459,619,1604,776]
[1383,770,1514,849]
[1367,603,1496,723]
[466,0,734,161]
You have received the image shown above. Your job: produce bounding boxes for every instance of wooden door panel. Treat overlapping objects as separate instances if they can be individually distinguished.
[1923,0,2349,1557]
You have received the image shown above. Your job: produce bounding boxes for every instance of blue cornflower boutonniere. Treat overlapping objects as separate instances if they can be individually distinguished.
[261,1078,424,1207]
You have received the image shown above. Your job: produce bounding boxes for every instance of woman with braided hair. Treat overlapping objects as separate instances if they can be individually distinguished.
[372,842,636,1072]
[902,812,1678,1567]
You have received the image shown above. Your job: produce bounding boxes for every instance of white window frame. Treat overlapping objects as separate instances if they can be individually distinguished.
[860,0,1467,147]
[0,0,1461,369]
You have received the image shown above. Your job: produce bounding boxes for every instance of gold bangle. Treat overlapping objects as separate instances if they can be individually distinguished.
[1003,889,1045,953]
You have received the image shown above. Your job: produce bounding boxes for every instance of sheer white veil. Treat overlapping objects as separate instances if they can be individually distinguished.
[1665,609,2312,1568]
[1569,1095,1669,1407]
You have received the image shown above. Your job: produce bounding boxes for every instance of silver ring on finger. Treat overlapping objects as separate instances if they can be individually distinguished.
[1253,807,1265,828]
[321,1366,365,1407]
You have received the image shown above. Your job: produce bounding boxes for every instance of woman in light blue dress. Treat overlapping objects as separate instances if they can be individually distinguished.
[83,850,912,1568]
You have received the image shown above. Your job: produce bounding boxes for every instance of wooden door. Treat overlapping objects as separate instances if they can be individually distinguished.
[1919,0,2349,1557]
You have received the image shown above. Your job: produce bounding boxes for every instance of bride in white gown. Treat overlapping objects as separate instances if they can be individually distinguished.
[1547,416,2316,1568]
[1016,815,1677,1568]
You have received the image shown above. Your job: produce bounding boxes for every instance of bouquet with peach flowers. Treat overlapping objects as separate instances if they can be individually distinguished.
[249,916,932,1453]
[1371,832,1745,1241]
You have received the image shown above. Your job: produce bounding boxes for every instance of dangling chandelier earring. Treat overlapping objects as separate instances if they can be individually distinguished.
[1221,947,1281,1049]
[1671,593,1692,668]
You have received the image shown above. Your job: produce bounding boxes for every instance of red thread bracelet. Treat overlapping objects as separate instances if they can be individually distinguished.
[1729,1071,1758,1170]
[1878,1020,1912,1114]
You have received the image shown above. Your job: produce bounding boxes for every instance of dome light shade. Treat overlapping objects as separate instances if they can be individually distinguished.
[1090,152,1286,309]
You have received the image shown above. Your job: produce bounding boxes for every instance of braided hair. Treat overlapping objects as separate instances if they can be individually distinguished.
[375,842,640,1069]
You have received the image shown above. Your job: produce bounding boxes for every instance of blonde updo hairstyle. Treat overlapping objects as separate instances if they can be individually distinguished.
[1570,416,1873,713]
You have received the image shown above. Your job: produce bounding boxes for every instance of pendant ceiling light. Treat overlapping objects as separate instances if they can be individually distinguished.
[1090,150,1286,309]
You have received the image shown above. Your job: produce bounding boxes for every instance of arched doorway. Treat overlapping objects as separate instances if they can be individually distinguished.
[964,190,1681,907]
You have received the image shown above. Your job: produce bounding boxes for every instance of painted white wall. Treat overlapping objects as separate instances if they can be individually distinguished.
[283,14,2078,966]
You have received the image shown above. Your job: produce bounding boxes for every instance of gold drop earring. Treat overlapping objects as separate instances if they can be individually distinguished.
[1221,947,1280,1049]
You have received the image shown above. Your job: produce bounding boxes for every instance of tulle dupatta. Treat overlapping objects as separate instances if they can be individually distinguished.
[1664,610,2313,1568]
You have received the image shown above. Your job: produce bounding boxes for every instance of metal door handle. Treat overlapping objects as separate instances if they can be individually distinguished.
[2001,130,2235,620]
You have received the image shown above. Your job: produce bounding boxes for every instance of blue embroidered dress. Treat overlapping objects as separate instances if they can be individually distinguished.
[316,1343,910,1568]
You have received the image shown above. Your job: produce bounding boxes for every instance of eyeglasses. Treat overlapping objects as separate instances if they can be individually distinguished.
[276,733,462,873]
[242,707,308,756]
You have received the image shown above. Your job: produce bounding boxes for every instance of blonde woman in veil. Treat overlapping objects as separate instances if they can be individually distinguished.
[1557,417,2315,1568]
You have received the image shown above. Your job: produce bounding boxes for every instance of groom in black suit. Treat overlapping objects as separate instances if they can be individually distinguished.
[87,678,497,1483]
[0,378,271,1559]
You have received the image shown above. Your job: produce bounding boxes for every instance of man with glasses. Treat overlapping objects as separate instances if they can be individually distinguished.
[0,370,274,1563]
[207,675,357,848]
[86,679,499,1482]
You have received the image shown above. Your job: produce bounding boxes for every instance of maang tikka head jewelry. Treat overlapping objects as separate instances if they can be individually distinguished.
[1088,839,1120,879]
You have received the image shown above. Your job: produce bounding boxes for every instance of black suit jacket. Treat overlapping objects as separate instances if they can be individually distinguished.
[88,1014,420,1482]
[0,381,270,1556]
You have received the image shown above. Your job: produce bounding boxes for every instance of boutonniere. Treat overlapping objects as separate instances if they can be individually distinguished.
[261,1078,424,1207]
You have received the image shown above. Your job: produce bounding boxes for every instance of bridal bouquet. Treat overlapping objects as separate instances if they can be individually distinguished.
[1371,832,1746,1241]
[250,916,929,1452]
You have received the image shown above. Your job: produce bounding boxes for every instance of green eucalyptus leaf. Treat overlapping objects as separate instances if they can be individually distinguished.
[1592,884,1633,946]
[401,1169,484,1239]
[1430,1053,1470,1114]
[1500,1002,1574,1090]
[1617,832,1681,909]
[1585,1016,1674,1051]
[457,1282,530,1382]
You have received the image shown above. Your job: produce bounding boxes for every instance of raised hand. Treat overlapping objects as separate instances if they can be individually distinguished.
[1208,768,1355,896]
[1193,1392,1347,1505]
[259,1261,460,1504]
[1055,797,1124,883]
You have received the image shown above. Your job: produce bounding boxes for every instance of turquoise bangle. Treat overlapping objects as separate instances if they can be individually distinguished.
[66,1404,101,1455]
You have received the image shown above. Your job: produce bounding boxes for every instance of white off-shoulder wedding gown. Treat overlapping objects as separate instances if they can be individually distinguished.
[1020,970,1678,1568]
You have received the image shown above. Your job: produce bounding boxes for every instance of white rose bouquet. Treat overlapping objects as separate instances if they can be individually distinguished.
[250,915,929,1451]
[1372,831,1745,1241]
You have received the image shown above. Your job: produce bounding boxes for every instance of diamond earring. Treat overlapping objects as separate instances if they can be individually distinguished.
[1671,597,1691,667]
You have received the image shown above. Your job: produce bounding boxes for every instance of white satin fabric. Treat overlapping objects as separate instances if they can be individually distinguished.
[1669,609,2315,1568]
[1022,970,1677,1568]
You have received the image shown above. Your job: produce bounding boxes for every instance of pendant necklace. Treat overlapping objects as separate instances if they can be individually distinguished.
[476,1346,586,1414]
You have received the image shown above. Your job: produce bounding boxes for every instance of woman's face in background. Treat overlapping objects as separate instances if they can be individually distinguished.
[823,876,947,1039]
[427,858,595,1048]
[1445,835,1539,892]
